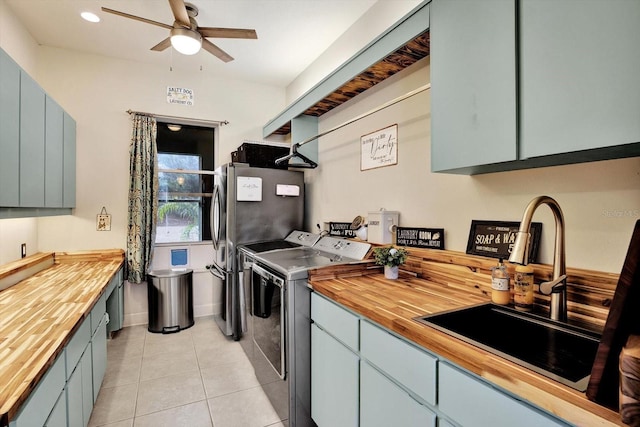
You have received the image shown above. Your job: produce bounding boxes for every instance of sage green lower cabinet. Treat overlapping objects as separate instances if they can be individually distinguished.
[91,304,107,403]
[44,390,67,427]
[438,362,568,427]
[311,293,360,427]
[310,292,574,427]
[311,324,359,427]
[360,362,436,427]
[10,354,66,427]
[106,267,125,335]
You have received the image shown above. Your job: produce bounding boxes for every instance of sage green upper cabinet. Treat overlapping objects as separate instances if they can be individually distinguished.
[63,112,76,208]
[20,72,46,207]
[431,0,640,174]
[45,97,64,207]
[431,0,517,172]
[519,0,640,158]
[0,47,76,216]
[0,49,20,206]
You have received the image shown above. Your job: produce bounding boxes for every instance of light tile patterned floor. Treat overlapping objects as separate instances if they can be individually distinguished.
[88,316,284,427]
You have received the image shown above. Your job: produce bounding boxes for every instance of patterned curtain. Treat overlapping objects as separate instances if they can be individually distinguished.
[127,114,158,283]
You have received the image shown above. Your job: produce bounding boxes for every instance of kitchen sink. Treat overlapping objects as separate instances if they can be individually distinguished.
[414,303,601,391]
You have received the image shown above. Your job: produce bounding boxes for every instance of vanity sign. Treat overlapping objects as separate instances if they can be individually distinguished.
[361,124,398,170]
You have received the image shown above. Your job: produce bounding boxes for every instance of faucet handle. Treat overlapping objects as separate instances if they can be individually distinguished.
[539,274,567,295]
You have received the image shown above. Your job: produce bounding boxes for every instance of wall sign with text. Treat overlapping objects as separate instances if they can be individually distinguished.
[329,222,356,238]
[466,220,542,262]
[361,124,398,170]
[396,227,445,249]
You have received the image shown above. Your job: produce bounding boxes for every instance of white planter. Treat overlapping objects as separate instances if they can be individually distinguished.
[384,265,399,280]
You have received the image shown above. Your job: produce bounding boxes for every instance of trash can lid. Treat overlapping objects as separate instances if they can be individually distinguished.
[147,268,193,278]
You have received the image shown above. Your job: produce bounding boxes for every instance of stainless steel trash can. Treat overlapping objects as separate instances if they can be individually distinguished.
[147,269,194,333]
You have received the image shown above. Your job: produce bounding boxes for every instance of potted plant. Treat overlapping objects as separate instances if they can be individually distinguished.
[373,246,408,279]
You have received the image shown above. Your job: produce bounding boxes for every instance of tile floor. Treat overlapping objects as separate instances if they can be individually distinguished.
[88,316,283,427]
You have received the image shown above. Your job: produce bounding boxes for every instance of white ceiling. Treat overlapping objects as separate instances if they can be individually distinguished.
[4,0,380,87]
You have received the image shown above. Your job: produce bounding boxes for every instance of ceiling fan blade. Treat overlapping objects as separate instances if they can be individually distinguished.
[199,27,258,39]
[202,39,234,63]
[102,7,173,30]
[151,38,172,52]
[101,7,173,30]
[168,0,191,28]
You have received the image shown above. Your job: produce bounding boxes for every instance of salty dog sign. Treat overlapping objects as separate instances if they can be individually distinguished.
[396,227,445,249]
[466,220,542,262]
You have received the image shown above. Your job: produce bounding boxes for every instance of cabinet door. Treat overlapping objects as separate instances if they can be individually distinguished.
[81,345,94,425]
[92,315,108,403]
[439,363,568,427]
[431,0,517,172]
[360,362,436,427]
[63,111,76,208]
[19,71,46,207]
[311,324,359,427]
[66,364,84,427]
[520,0,640,158]
[45,96,64,207]
[0,49,20,206]
[44,390,67,427]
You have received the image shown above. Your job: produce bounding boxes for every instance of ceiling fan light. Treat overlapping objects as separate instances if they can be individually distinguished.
[170,28,202,55]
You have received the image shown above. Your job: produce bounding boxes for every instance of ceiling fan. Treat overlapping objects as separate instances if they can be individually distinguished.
[101,0,257,62]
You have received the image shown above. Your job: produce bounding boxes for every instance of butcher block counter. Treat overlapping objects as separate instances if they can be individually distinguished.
[308,248,623,426]
[0,250,125,426]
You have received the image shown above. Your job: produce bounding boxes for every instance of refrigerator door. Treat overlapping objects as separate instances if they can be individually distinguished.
[211,165,228,270]
[227,165,305,246]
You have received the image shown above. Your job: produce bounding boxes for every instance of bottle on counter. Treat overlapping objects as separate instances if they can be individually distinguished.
[513,264,535,311]
[491,258,511,305]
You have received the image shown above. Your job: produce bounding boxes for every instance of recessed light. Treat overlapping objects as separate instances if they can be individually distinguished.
[81,12,100,23]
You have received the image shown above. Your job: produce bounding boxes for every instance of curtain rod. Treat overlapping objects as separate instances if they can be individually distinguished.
[294,82,430,148]
[126,109,229,127]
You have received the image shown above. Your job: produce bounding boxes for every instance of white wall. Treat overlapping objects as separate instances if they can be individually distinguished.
[307,56,640,274]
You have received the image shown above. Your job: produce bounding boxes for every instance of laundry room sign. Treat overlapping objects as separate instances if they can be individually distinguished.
[167,87,194,106]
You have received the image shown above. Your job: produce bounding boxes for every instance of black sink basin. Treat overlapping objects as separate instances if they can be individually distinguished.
[414,303,601,391]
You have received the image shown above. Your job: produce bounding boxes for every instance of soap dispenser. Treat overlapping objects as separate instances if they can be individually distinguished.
[491,258,511,305]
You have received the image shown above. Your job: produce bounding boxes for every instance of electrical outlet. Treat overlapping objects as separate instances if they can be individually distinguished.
[21,243,26,258]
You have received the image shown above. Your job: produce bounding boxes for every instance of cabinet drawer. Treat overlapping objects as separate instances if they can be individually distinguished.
[65,315,90,379]
[361,362,436,427]
[90,293,106,335]
[12,353,65,427]
[311,293,359,351]
[361,320,437,406]
[439,362,568,427]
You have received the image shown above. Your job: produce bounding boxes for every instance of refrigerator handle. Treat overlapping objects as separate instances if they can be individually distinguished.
[212,185,221,251]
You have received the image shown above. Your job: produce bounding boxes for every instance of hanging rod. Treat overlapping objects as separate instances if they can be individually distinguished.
[296,82,430,149]
[275,83,430,167]
[126,109,229,127]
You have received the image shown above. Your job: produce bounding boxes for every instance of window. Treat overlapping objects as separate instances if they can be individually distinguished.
[155,122,215,244]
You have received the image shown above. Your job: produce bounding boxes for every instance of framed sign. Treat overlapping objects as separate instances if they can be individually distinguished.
[96,207,111,231]
[396,227,445,250]
[329,222,356,238]
[466,220,542,262]
[361,124,398,170]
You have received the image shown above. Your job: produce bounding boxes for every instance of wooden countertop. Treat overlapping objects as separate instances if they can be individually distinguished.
[309,265,623,426]
[0,250,124,426]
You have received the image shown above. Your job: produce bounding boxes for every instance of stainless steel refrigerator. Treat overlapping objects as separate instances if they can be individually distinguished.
[209,163,304,339]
